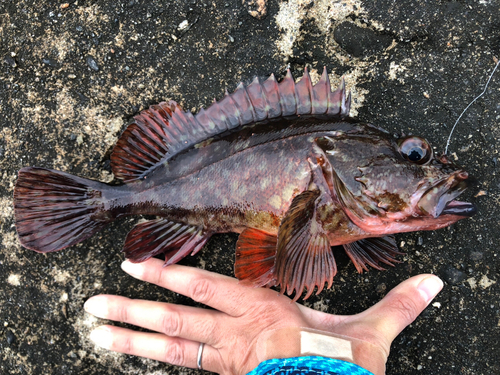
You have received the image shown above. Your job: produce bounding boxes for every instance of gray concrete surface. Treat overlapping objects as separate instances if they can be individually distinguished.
[1,0,499,374]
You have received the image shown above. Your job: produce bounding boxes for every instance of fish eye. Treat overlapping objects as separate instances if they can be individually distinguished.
[399,137,432,164]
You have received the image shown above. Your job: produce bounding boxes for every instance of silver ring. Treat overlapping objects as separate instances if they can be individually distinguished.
[197,342,205,370]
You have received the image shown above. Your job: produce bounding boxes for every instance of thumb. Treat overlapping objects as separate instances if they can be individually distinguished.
[363,274,443,345]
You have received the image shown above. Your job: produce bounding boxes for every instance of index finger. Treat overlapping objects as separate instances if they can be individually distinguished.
[121,258,285,316]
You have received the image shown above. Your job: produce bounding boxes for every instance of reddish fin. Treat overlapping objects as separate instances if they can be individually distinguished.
[234,228,277,287]
[276,190,337,301]
[14,167,111,253]
[123,218,210,264]
[111,68,350,182]
[343,235,403,273]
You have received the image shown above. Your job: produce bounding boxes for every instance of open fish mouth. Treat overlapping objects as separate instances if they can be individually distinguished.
[418,175,476,218]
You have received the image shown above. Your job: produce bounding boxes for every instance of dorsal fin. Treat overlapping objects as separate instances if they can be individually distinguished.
[111,67,351,182]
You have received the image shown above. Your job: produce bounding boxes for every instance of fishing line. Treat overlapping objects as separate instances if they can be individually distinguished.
[445,58,500,155]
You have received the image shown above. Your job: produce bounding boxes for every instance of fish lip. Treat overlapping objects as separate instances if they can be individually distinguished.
[417,174,476,218]
[441,200,477,217]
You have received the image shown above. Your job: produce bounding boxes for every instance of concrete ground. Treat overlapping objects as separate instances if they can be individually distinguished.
[1,0,499,374]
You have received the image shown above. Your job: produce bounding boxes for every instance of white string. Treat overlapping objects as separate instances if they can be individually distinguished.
[444,58,500,155]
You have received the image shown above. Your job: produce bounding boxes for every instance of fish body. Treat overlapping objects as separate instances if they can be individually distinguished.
[14,68,476,300]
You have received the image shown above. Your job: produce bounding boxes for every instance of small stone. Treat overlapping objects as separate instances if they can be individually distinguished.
[178,20,189,31]
[68,74,76,79]
[474,190,487,197]
[375,283,386,293]
[469,251,484,261]
[243,0,267,20]
[6,330,15,345]
[442,266,466,285]
[228,35,234,43]
[334,22,393,58]
[4,55,17,67]
[60,3,69,9]
[42,58,58,67]
[86,56,99,71]
[417,236,423,246]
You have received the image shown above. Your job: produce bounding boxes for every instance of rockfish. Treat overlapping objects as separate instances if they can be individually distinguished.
[14,68,476,300]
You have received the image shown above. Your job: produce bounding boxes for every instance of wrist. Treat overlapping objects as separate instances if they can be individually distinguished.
[256,327,386,375]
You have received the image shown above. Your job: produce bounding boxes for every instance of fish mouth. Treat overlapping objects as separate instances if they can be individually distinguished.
[417,174,476,218]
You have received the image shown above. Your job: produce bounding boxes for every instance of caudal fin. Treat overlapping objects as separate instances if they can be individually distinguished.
[14,167,112,253]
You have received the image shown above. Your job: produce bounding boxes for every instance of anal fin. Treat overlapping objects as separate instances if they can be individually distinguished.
[123,218,210,264]
[276,190,337,301]
[234,228,277,287]
[343,235,403,273]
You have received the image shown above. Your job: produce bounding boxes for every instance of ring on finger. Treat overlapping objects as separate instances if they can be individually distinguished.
[197,342,205,371]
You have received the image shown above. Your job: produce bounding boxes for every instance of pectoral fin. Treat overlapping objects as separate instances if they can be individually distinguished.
[234,228,277,287]
[276,190,337,301]
[343,235,403,273]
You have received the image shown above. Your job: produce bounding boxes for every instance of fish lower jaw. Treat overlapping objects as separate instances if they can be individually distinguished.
[440,200,476,217]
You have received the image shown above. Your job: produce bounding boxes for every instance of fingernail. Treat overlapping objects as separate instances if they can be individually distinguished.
[417,276,444,304]
[90,326,112,349]
[121,260,143,277]
[84,296,108,318]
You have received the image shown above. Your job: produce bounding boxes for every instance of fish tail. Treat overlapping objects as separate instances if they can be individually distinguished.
[14,167,113,253]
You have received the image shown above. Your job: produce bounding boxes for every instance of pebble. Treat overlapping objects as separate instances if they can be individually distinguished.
[6,330,15,345]
[334,22,393,58]
[469,251,484,261]
[375,283,386,293]
[42,58,58,67]
[86,56,99,71]
[442,266,466,285]
[4,55,17,67]
[178,20,189,31]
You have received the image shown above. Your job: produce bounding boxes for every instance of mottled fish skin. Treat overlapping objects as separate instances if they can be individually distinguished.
[104,117,366,238]
[13,68,476,301]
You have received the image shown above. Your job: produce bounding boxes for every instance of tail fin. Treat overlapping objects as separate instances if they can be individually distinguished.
[14,167,112,253]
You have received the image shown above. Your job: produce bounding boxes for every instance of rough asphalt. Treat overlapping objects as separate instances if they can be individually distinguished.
[1,1,499,374]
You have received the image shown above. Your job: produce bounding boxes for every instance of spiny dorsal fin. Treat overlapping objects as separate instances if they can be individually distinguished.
[111,67,351,182]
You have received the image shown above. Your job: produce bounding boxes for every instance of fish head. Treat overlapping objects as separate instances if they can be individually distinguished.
[316,123,476,235]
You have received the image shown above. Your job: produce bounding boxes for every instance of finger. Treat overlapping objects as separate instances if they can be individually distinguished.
[361,274,443,343]
[84,295,223,347]
[89,325,221,373]
[121,258,283,316]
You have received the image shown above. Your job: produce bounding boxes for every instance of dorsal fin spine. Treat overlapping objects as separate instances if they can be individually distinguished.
[241,84,258,124]
[262,74,281,118]
[219,94,242,128]
[295,67,313,115]
[246,77,269,121]
[111,67,351,182]
[278,69,297,116]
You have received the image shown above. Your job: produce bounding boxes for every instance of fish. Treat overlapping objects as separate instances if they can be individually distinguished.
[13,68,476,300]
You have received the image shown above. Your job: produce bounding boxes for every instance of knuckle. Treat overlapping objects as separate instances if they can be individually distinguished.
[116,303,129,323]
[189,277,214,304]
[160,307,182,337]
[386,293,420,323]
[162,339,186,366]
[119,335,134,354]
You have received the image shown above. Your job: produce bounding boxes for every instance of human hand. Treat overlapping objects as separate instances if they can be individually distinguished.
[84,258,443,375]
